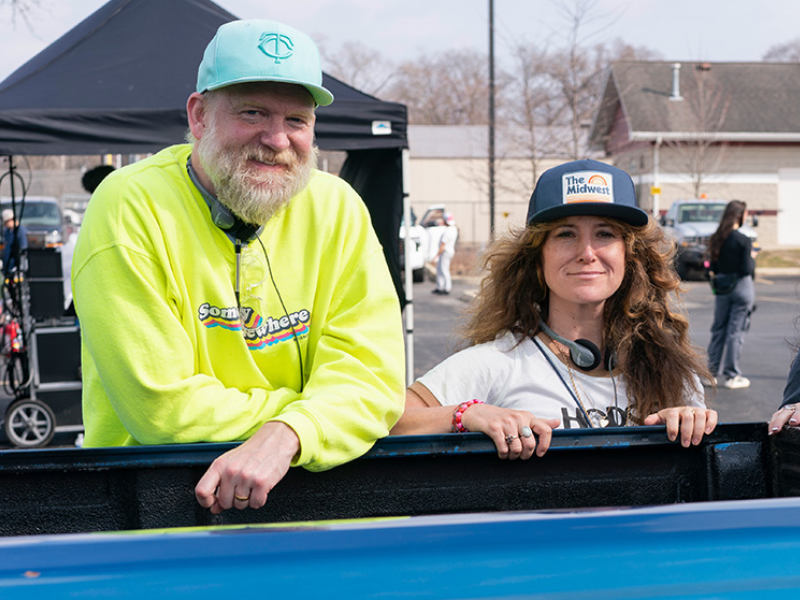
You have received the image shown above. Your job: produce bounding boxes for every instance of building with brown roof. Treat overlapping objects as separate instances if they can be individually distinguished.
[589,61,800,247]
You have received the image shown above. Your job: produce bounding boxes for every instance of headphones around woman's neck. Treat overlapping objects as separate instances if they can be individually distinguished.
[538,321,614,371]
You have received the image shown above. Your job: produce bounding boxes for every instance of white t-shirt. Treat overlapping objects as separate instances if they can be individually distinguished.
[439,225,458,256]
[416,332,705,429]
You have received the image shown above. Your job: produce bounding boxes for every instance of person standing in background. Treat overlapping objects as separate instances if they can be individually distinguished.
[433,213,458,295]
[706,200,756,390]
[81,165,117,195]
[768,347,800,434]
[2,208,28,277]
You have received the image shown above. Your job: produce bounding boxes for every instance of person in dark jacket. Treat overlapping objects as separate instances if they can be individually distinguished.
[768,348,800,434]
[2,208,28,277]
[706,200,756,389]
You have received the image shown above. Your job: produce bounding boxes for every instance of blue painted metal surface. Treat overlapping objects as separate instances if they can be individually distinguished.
[2,497,800,599]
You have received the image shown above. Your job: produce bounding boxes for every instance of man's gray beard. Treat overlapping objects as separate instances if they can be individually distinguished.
[193,129,317,226]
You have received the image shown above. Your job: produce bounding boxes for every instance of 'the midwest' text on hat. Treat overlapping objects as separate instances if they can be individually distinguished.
[197,19,334,107]
[526,159,648,226]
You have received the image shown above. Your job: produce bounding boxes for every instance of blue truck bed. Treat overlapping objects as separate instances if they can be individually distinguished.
[1,423,799,597]
[2,499,800,598]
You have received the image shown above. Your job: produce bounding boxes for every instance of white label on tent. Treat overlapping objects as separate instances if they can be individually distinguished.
[372,120,392,135]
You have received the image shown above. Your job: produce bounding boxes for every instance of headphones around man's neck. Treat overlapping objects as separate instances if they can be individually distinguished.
[185,155,305,391]
[538,321,615,371]
[207,196,261,243]
[186,156,260,242]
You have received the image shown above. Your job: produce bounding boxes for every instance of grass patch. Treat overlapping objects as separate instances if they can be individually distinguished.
[757,249,800,268]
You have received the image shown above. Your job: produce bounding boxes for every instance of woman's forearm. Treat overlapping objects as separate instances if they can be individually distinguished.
[390,405,454,435]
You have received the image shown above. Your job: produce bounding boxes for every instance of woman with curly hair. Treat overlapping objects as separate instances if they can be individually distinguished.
[391,159,717,458]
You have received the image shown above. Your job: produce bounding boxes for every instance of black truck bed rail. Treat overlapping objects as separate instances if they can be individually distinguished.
[1,422,798,537]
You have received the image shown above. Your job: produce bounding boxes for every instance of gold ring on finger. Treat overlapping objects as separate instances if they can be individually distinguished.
[234,494,250,502]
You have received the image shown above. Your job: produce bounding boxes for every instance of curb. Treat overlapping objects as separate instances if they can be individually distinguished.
[757,268,800,276]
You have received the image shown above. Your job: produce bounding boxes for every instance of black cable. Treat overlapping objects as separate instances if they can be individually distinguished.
[532,336,592,426]
[0,156,30,361]
[255,234,305,392]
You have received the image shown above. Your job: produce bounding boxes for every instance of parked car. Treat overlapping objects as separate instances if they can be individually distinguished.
[399,207,426,283]
[0,196,65,250]
[660,199,758,280]
[399,205,452,283]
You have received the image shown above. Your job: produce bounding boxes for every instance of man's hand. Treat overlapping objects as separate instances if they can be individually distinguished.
[195,421,300,514]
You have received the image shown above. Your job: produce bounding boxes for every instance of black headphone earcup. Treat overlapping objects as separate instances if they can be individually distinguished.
[209,198,259,242]
[230,221,260,243]
[210,200,236,230]
[572,338,602,371]
[186,157,256,240]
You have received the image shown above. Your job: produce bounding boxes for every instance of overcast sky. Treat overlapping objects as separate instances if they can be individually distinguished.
[1,0,798,82]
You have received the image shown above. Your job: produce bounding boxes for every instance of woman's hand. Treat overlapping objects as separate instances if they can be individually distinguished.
[460,403,560,460]
[769,404,800,435]
[643,407,718,447]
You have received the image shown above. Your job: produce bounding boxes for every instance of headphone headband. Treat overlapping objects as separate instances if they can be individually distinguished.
[187,156,261,243]
[538,321,611,371]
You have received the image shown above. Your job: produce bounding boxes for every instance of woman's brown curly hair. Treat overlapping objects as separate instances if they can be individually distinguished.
[462,218,711,422]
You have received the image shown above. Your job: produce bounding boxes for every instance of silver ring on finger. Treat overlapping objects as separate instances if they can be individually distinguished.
[520,426,533,438]
[783,404,796,412]
[505,434,518,444]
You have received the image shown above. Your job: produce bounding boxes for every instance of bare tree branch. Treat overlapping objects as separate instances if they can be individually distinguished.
[317,39,396,97]
[763,37,800,62]
[0,0,44,32]
[385,49,503,125]
[663,65,731,197]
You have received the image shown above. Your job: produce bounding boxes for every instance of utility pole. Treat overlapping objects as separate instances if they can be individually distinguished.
[488,0,496,242]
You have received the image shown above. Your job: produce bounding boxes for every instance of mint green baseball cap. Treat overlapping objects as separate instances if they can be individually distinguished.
[197,19,334,107]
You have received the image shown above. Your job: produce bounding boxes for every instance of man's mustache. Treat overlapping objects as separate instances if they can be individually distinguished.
[243,148,297,169]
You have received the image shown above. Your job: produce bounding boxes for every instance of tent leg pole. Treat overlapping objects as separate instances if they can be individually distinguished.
[401,149,414,387]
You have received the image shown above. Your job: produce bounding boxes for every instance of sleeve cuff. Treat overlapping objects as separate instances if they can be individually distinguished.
[270,410,322,468]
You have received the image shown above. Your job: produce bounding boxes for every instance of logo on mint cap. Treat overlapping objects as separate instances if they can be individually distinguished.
[562,171,614,204]
[259,32,294,64]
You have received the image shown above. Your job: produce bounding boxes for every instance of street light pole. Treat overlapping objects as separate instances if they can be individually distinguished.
[488,0,496,243]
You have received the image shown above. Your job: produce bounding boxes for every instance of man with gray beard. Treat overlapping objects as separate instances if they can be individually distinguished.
[72,19,404,515]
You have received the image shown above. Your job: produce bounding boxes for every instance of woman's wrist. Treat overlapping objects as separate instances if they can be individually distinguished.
[452,399,484,432]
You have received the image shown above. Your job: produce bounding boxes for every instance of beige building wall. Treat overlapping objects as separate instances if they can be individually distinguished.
[612,144,800,248]
[407,156,565,244]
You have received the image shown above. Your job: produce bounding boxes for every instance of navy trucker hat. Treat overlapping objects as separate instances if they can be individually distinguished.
[526,159,648,226]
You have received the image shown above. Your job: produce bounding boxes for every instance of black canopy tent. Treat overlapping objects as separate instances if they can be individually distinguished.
[0,0,409,307]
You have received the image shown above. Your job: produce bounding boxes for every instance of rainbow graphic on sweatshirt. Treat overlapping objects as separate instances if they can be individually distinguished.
[198,302,310,350]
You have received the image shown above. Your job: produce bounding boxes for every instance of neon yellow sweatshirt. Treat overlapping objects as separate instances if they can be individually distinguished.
[72,144,404,471]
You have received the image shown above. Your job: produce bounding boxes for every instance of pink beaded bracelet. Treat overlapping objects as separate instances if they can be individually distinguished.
[452,399,484,432]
